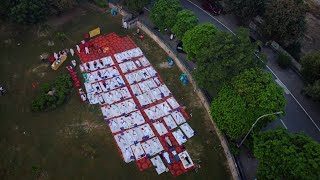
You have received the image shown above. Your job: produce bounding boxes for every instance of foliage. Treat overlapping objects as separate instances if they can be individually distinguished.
[172,10,198,40]
[304,80,320,101]
[182,23,217,60]
[262,0,307,45]
[32,74,73,112]
[123,0,151,14]
[285,41,301,61]
[193,28,260,91]
[254,128,320,179]
[301,50,320,84]
[225,0,265,21]
[277,53,291,69]
[211,68,286,140]
[1,0,78,24]
[92,0,107,8]
[56,32,67,42]
[48,0,78,15]
[150,0,181,30]
[9,0,48,24]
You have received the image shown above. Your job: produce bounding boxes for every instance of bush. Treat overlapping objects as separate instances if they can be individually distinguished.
[301,50,320,84]
[304,80,320,101]
[32,74,73,112]
[285,41,301,61]
[277,53,292,69]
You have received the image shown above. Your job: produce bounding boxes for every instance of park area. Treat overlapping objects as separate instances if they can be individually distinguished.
[0,5,230,179]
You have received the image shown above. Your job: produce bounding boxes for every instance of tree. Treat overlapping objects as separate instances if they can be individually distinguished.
[225,0,265,21]
[172,10,198,40]
[124,0,151,14]
[8,0,48,24]
[301,50,320,84]
[193,28,260,91]
[254,128,320,179]
[262,0,307,45]
[150,0,181,30]
[182,23,218,60]
[48,0,78,15]
[304,80,320,101]
[211,68,286,139]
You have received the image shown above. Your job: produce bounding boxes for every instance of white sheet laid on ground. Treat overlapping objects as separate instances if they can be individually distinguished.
[166,97,180,109]
[141,137,164,157]
[178,151,194,169]
[101,56,114,67]
[144,102,172,121]
[121,146,135,163]
[87,92,99,104]
[153,121,168,136]
[125,127,143,145]
[172,129,187,145]
[139,124,155,139]
[163,115,178,131]
[151,155,167,175]
[159,85,171,97]
[101,99,138,119]
[138,56,150,67]
[171,111,186,125]
[131,143,145,160]
[131,84,143,96]
[119,61,137,73]
[180,123,195,138]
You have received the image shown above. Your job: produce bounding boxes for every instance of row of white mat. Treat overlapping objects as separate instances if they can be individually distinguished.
[114,47,143,63]
[83,56,152,84]
[115,122,194,163]
[107,100,184,134]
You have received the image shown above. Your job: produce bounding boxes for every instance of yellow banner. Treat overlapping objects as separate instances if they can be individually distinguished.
[89,27,101,38]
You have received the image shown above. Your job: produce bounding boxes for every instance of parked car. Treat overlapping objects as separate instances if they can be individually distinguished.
[176,41,185,53]
[201,0,223,16]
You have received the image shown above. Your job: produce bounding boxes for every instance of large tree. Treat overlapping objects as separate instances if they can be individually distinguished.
[225,0,265,21]
[262,0,307,45]
[172,10,198,40]
[182,23,218,60]
[211,68,286,139]
[193,28,260,91]
[150,0,181,30]
[254,128,320,179]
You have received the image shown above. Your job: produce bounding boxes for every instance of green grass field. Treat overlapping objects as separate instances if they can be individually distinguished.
[0,5,230,180]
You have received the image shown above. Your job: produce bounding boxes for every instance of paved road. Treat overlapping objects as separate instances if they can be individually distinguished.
[180,0,320,142]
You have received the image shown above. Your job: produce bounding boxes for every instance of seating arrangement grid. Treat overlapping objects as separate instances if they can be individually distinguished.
[76,33,195,176]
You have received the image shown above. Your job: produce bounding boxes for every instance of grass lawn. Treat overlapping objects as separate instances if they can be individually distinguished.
[0,5,230,180]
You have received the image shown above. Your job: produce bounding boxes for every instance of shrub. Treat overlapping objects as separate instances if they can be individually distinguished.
[277,53,291,69]
[304,80,320,101]
[32,74,73,112]
[301,50,320,84]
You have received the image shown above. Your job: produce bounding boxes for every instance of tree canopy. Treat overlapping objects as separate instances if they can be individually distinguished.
[262,0,307,45]
[9,0,48,24]
[211,68,286,139]
[254,128,320,179]
[301,50,320,84]
[225,0,265,21]
[182,23,218,60]
[150,0,181,30]
[172,10,198,40]
[123,0,151,14]
[193,28,260,91]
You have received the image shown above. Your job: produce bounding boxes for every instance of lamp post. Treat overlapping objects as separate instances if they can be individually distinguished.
[237,111,283,147]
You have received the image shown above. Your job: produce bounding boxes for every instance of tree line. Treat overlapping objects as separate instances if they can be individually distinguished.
[149,0,320,179]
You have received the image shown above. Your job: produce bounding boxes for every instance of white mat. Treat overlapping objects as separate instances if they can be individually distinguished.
[151,155,167,175]
[172,129,187,145]
[180,123,195,138]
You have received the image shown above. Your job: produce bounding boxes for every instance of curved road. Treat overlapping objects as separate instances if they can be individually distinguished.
[180,0,320,142]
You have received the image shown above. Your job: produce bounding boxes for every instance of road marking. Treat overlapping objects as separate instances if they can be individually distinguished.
[280,119,288,129]
[275,79,290,94]
[185,0,320,133]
